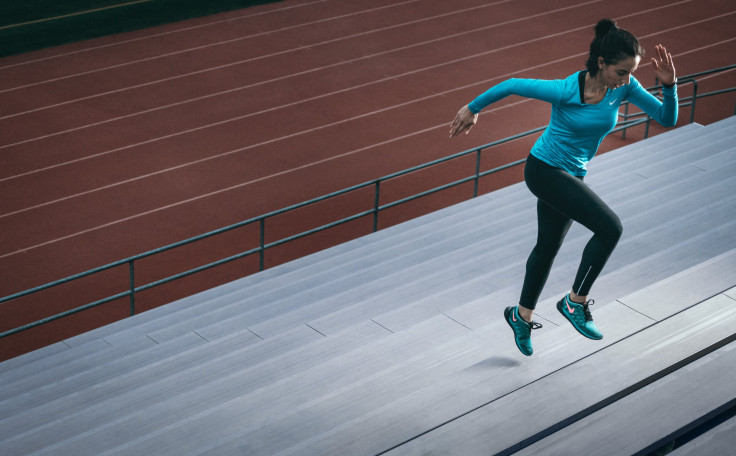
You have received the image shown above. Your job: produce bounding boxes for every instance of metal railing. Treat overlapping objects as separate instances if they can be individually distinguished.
[2,65,735,340]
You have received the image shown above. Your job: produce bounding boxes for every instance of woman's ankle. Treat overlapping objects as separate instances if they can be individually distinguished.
[569,291,587,304]
[518,305,534,323]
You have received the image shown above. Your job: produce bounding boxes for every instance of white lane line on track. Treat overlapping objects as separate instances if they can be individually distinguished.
[0,0,332,70]
[0,1,152,31]
[0,96,540,261]
[0,0,423,91]
[0,93,541,221]
[1,0,720,186]
[4,0,716,148]
[0,0,505,106]
[1,4,732,257]
[3,30,732,256]
[0,0,602,153]
[0,7,600,189]
[1,4,730,210]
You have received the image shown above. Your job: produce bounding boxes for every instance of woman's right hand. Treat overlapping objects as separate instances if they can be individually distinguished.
[449,105,478,138]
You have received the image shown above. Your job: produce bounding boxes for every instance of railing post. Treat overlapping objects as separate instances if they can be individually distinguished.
[690,81,698,124]
[259,218,266,271]
[474,148,481,198]
[129,260,135,316]
[622,103,630,139]
[373,180,380,232]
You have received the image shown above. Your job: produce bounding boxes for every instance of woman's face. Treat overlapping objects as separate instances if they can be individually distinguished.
[598,55,641,89]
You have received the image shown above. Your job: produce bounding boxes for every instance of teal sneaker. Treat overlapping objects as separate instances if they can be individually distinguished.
[556,295,603,340]
[504,306,543,356]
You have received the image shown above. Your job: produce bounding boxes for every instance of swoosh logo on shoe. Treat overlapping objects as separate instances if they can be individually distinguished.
[512,310,518,322]
[566,300,576,314]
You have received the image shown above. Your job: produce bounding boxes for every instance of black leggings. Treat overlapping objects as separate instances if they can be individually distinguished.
[519,154,623,310]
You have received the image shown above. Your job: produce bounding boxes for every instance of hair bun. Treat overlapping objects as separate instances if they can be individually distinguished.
[595,19,618,38]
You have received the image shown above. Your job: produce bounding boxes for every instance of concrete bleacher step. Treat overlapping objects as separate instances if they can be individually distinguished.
[7,287,714,456]
[0,118,734,455]
[514,342,736,456]
[618,248,736,321]
[221,279,736,455]
[375,211,736,334]
[43,119,728,350]
[2,193,503,373]
[0,331,208,409]
[2,119,725,370]
[146,204,534,341]
[0,187,534,391]
[668,411,736,456]
[158,139,733,342]
[51,120,728,351]
[285,288,736,456]
[246,155,736,339]
[589,121,704,167]
[4,316,467,455]
[321,164,736,334]
[57,193,515,347]
[589,118,727,172]
[211,129,732,334]
[588,117,733,171]
[2,256,733,455]
[0,319,385,453]
[0,121,732,389]
[126,152,731,351]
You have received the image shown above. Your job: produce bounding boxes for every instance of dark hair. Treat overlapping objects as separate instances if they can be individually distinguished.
[586,19,643,76]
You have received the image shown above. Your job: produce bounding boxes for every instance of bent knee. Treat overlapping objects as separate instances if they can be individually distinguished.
[604,215,623,245]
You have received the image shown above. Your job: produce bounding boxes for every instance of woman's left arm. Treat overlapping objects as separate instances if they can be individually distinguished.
[628,44,678,127]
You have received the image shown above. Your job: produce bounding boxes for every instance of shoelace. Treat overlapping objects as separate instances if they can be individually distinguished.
[581,299,595,322]
[514,308,543,330]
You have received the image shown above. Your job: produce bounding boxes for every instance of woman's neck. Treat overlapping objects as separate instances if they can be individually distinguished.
[584,72,608,104]
[586,72,607,93]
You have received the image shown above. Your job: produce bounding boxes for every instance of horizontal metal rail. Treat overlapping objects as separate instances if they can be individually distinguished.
[2,65,735,340]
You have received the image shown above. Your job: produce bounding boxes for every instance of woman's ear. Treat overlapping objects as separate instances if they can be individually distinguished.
[598,56,605,69]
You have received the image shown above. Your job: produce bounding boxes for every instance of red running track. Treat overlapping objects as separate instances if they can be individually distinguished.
[1,0,735,360]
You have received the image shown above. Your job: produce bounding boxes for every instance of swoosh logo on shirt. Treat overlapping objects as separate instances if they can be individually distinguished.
[609,99,617,106]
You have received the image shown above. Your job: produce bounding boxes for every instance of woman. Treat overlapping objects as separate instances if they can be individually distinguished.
[449,19,678,356]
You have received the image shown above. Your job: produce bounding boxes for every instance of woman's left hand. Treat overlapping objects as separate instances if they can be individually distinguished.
[651,44,676,86]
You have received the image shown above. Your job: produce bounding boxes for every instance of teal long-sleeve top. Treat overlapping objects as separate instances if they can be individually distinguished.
[468,71,678,176]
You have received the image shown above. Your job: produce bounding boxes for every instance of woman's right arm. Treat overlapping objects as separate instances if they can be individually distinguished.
[450,78,566,138]
[449,105,478,137]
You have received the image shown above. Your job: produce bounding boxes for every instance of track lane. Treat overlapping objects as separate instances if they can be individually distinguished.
[0,0,538,144]
[0,6,732,239]
[0,0,392,89]
[0,0,706,197]
[2,16,733,262]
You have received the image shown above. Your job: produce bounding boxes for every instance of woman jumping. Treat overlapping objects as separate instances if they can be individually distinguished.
[449,19,678,356]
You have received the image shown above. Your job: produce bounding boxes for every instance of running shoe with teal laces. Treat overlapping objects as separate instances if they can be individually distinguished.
[504,306,543,356]
[556,294,603,340]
